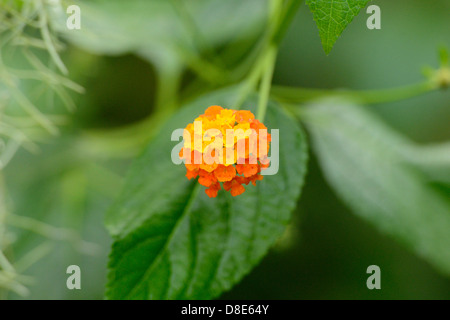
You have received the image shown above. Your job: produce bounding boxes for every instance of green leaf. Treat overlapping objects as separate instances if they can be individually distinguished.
[105,87,308,299]
[306,0,371,54]
[303,98,450,276]
[49,0,267,64]
[405,142,450,187]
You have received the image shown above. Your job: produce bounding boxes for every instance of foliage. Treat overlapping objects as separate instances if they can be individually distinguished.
[0,0,449,300]
[105,88,308,299]
[306,0,371,54]
[303,99,450,276]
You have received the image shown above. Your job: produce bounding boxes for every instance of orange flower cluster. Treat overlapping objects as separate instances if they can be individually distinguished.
[179,106,271,197]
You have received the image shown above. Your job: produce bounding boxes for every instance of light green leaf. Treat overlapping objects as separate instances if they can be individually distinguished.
[405,142,450,187]
[306,0,371,54]
[303,98,450,276]
[48,0,267,64]
[105,87,308,299]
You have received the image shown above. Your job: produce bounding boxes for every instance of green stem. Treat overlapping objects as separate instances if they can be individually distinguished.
[0,251,14,273]
[38,0,68,75]
[6,213,100,255]
[272,80,438,105]
[257,45,277,121]
[233,51,267,109]
[0,172,8,251]
[254,0,284,120]
[272,0,304,45]
[233,0,283,110]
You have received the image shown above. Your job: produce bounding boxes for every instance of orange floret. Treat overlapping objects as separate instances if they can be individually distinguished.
[199,162,218,173]
[198,169,217,187]
[236,163,259,177]
[186,169,199,180]
[214,164,236,182]
[204,105,223,118]
[246,173,263,186]
[223,178,246,196]
[235,110,255,123]
[180,106,271,197]
[205,182,221,198]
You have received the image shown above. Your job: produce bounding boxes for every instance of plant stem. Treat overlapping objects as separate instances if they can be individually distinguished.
[38,0,68,75]
[6,213,100,255]
[254,0,285,120]
[272,0,304,45]
[233,0,284,110]
[0,172,7,252]
[257,45,277,121]
[0,251,14,273]
[272,80,439,105]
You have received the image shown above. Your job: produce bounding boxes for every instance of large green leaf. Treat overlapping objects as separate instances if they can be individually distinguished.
[105,87,308,299]
[405,142,450,187]
[49,0,267,64]
[303,98,450,276]
[306,0,371,54]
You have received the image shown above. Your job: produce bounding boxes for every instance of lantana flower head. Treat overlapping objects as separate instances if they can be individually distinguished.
[179,106,271,197]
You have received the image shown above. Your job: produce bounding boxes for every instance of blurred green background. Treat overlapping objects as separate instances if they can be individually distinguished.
[3,0,450,299]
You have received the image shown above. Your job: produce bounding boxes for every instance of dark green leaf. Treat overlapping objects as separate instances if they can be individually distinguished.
[306,0,371,54]
[105,87,308,299]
